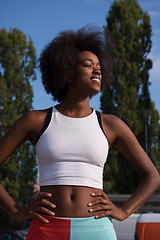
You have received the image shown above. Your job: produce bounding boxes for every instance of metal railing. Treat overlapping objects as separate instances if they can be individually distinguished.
[107,194,160,213]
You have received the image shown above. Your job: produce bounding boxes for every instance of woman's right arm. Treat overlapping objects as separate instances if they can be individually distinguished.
[0,111,56,223]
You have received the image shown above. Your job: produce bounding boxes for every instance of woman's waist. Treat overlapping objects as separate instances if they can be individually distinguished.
[39,185,103,218]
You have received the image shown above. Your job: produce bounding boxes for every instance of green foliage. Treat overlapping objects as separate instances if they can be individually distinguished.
[101,0,160,193]
[0,28,37,228]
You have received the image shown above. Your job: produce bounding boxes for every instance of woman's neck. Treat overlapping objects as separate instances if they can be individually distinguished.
[56,97,92,118]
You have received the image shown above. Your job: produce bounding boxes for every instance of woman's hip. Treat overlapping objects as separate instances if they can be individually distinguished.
[26,215,117,240]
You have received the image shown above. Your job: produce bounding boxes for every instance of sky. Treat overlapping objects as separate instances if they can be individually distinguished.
[0,0,160,113]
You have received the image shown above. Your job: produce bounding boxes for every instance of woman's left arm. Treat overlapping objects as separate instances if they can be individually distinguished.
[89,115,160,221]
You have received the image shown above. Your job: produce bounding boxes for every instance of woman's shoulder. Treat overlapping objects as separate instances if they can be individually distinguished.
[24,107,52,122]
[18,107,52,145]
[99,112,132,140]
[100,112,122,127]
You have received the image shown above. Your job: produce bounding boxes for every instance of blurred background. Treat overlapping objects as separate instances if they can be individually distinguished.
[0,0,160,112]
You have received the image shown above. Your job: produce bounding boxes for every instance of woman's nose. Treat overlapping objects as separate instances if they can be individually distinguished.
[93,68,101,75]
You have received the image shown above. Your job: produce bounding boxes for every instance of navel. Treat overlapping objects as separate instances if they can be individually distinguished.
[70,194,75,201]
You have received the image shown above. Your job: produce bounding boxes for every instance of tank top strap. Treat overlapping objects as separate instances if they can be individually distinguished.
[95,111,107,140]
[36,107,53,144]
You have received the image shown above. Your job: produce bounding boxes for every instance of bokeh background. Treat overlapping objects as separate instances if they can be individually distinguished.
[0,0,160,112]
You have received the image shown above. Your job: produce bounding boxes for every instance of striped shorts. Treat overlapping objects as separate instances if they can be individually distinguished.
[26,215,117,240]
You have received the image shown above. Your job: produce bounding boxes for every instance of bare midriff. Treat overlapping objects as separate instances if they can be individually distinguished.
[40,185,104,218]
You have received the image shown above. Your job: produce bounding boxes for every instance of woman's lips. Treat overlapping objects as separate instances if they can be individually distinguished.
[90,77,101,83]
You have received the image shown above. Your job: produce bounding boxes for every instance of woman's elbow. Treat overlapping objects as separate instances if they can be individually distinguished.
[150,170,160,190]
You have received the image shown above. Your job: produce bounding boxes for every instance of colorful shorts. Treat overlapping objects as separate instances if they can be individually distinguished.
[26,215,117,240]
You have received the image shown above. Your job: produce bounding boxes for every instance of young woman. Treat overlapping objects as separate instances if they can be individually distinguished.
[0,26,160,240]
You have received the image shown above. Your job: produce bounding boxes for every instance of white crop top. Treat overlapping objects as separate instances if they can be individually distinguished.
[35,106,109,189]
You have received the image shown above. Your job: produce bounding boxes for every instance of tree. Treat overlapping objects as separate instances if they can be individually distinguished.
[0,28,37,228]
[101,0,160,193]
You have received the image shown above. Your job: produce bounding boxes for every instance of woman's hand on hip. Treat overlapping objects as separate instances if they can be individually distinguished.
[13,192,56,223]
[88,191,127,221]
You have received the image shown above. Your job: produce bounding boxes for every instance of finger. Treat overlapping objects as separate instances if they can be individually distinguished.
[31,212,50,223]
[37,192,52,200]
[95,211,108,219]
[88,204,111,213]
[30,201,56,214]
[40,198,56,209]
[34,206,55,216]
[91,192,108,200]
[95,209,114,219]
[29,200,56,217]
[88,198,109,207]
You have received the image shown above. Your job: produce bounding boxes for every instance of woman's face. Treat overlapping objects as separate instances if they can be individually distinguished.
[71,51,102,97]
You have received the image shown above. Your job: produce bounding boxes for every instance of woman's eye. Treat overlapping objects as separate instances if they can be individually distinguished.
[83,64,91,67]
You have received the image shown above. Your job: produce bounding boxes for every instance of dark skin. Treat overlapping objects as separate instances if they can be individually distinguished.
[0,51,160,224]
